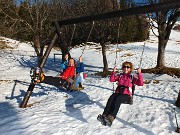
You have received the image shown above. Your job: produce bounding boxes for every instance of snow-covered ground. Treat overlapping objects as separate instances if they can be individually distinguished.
[0,26,180,135]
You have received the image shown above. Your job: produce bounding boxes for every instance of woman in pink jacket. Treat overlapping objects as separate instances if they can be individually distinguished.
[97,61,144,127]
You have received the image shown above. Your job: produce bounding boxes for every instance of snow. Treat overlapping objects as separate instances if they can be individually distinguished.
[0,26,180,135]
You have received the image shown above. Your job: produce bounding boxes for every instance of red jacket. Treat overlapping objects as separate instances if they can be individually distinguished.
[61,66,75,80]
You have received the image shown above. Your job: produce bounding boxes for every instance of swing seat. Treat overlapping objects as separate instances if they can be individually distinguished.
[60,79,83,92]
[123,96,133,105]
[116,84,135,105]
[122,96,133,105]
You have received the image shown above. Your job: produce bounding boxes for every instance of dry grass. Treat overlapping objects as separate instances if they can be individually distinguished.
[148,41,157,43]
[144,80,160,84]
[115,48,123,52]
[142,67,180,78]
[0,80,14,84]
[173,25,180,31]
[0,39,13,49]
[95,67,180,78]
[121,53,134,57]
[94,70,112,77]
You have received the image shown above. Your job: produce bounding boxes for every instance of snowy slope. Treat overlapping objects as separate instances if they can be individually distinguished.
[0,27,180,135]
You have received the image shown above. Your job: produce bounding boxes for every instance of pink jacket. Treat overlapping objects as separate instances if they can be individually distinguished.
[110,72,144,96]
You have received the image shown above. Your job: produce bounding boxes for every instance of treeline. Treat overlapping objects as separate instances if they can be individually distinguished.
[0,0,149,47]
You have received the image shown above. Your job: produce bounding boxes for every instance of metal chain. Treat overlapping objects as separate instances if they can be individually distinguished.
[114,17,122,67]
[139,42,146,68]
[69,24,76,47]
[81,21,95,56]
[113,17,122,93]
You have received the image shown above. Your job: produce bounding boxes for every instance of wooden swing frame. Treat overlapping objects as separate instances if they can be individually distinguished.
[20,0,180,108]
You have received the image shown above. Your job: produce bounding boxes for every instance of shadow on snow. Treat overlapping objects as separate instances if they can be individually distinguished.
[6,79,105,123]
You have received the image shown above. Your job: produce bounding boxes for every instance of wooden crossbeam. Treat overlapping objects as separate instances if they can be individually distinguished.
[56,0,180,26]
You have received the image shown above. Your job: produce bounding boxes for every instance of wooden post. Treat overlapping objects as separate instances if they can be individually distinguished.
[57,0,180,26]
[175,90,180,107]
[20,34,58,108]
[53,21,70,60]
[40,34,58,68]
[54,53,62,62]
[20,84,34,108]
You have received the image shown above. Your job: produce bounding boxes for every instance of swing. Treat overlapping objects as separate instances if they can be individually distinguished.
[69,21,95,56]
[78,21,95,83]
[112,17,146,105]
[51,22,95,91]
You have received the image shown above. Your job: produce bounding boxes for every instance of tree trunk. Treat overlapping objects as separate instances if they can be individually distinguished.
[175,90,180,107]
[57,37,70,61]
[100,42,109,73]
[33,35,43,66]
[156,14,168,68]
[156,36,167,68]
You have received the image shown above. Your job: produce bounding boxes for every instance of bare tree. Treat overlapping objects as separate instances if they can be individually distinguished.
[148,0,180,68]
[0,0,54,66]
[87,0,119,74]
[147,0,180,107]
[0,0,19,37]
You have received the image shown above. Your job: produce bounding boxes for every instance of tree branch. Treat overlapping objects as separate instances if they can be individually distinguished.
[166,10,180,40]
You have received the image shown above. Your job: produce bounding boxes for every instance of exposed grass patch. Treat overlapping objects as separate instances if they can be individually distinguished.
[144,80,151,84]
[0,80,14,84]
[144,80,160,84]
[149,41,157,43]
[152,80,160,84]
[121,53,134,57]
[0,39,13,49]
[109,48,124,53]
[95,47,102,50]
[115,48,123,52]
[94,70,112,77]
[142,66,180,78]
[95,67,180,78]
[173,25,180,31]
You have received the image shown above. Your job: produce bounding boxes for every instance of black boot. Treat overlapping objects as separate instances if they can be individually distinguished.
[78,83,84,90]
[79,82,82,88]
[104,114,114,127]
[97,114,106,126]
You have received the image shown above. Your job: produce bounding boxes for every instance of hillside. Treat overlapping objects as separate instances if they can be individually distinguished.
[0,26,180,135]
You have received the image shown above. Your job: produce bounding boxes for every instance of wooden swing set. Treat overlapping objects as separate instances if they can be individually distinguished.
[20,0,180,108]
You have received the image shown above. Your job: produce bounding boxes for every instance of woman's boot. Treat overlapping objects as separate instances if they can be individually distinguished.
[104,114,114,127]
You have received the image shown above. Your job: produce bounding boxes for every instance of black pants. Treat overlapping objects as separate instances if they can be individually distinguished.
[102,93,130,118]
[42,76,67,88]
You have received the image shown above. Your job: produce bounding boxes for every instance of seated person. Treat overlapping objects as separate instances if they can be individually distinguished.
[36,58,76,90]
[97,61,144,127]
[75,56,85,88]
[60,55,86,89]
[60,54,69,72]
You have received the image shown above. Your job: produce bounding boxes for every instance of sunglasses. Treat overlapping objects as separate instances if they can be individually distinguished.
[123,66,131,69]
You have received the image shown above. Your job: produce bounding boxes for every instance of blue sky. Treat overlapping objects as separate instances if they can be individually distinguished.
[15,0,148,5]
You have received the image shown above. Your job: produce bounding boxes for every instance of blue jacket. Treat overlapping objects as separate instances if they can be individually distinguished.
[60,60,68,71]
[76,62,84,73]
[60,61,84,73]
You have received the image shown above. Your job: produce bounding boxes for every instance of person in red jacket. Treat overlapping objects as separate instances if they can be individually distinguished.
[61,58,75,80]
[97,61,144,127]
[37,58,76,90]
